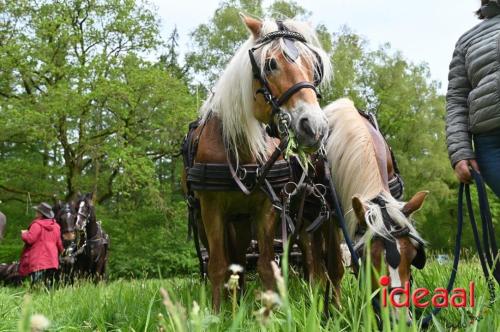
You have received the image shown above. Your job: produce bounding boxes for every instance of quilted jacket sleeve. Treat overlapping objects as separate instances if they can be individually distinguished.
[446,44,475,167]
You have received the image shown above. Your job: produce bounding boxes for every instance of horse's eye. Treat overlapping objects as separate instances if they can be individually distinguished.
[264,58,278,73]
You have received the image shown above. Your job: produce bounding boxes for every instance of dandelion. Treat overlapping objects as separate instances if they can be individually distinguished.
[228,264,244,274]
[255,290,281,325]
[30,314,50,332]
[191,301,200,316]
[226,264,243,318]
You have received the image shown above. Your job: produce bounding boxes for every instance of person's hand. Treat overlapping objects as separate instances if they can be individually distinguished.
[454,159,480,184]
[21,230,27,234]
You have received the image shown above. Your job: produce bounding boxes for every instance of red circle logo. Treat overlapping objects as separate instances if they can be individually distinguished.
[379,275,391,286]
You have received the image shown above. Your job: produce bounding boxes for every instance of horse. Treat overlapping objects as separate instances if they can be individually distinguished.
[72,193,109,280]
[53,201,78,280]
[182,15,332,310]
[0,211,5,242]
[0,212,22,285]
[295,109,406,306]
[0,262,21,285]
[323,98,428,322]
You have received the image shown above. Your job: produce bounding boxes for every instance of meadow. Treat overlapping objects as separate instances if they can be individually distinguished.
[1,256,498,332]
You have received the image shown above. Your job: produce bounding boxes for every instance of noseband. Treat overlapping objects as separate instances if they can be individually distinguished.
[248,20,323,138]
[355,196,426,270]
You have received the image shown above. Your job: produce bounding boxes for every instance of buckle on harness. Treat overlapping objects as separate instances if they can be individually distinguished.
[237,167,247,181]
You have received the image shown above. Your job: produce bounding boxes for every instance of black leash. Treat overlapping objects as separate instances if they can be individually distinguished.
[421,168,498,328]
[320,154,361,314]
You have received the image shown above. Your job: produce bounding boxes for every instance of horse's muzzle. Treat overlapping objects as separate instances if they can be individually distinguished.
[295,111,328,152]
[62,231,76,241]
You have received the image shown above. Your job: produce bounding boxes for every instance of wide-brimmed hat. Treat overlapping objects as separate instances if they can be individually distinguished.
[33,202,55,219]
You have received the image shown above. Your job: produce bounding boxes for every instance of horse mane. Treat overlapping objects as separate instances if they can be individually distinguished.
[324,98,422,244]
[200,19,332,163]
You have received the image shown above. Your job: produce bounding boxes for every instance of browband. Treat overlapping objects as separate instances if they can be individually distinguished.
[256,30,307,45]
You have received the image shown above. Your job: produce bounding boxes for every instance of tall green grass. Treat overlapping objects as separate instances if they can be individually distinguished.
[0,257,498,331]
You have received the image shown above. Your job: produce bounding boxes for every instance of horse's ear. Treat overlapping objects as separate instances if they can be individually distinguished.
[352,195,367,227]
[240,13,262,39]
[402,191,429,217]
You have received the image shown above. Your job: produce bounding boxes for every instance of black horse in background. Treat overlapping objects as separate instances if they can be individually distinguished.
[53,193,109,282]
[72,193,109,280]
[0,211,22,285]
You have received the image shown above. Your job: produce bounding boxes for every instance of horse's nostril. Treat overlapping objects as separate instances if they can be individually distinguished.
[299,117,315,137]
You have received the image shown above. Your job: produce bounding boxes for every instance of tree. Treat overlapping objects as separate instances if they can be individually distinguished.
[0,0,195,204]
[186,0,315,86]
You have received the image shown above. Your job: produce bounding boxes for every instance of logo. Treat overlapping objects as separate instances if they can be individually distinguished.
[379,276,475,308]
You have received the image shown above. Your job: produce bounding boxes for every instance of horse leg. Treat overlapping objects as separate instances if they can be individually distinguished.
[255,201,277,290]
[227,219,251,292]
[297,227,323,284]
[326,224,344,308]
[200,197,228,312]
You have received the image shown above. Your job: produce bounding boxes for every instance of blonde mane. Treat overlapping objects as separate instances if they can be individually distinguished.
[200,19,332,164]
[324,98,422,244]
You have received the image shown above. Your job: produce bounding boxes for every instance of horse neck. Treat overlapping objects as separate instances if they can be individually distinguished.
[197,115,260,164]
[85,208,98,238]
[326,107,391,235]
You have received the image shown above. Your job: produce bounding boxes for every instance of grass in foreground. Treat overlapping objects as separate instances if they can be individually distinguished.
[0,257,499,331]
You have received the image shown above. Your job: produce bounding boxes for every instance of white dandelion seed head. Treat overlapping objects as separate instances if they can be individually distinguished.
[30,314,50,332]
[192,301,200,316]
[259,290,282,309]
[228,264,244,274]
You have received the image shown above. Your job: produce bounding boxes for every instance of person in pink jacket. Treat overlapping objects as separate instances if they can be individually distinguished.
[19,202,63,286]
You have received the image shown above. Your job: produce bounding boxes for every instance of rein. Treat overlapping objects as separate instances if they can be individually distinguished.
[421,168,499,328]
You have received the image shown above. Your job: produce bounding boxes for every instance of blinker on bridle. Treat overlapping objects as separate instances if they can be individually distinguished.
[248,20,324,138]
[368,196,426,270]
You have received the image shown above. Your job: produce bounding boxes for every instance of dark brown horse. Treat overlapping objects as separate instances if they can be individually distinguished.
[0,212,21,285]
[182,15,332,310]
[0,262,21,285]
[53,201,79,279]
[72,193,109,280]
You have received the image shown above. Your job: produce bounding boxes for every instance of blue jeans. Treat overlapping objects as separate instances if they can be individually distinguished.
[474,131,500,199]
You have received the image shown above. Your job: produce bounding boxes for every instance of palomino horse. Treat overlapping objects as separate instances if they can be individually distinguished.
[324,98,427,322]
[183,15,332,310]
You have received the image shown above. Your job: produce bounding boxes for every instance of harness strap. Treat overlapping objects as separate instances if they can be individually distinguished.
[256,135,289,187]
[227,153,252,195]
[276,82,320,106]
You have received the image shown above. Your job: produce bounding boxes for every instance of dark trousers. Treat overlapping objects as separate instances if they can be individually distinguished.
[30,269,57,288]
[474,130,500,199]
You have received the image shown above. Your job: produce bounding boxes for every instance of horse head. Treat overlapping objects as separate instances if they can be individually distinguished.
[55,202,77,242]
[75,193,95,231]
[351,191,428,322]
[242,15,331,152]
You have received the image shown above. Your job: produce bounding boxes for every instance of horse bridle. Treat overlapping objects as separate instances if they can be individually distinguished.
[364,196,426,270]
[248,20,323,138]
